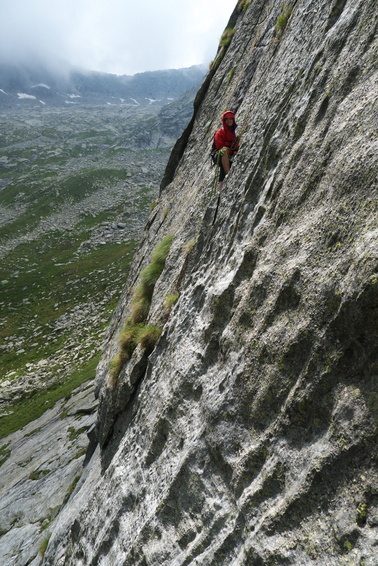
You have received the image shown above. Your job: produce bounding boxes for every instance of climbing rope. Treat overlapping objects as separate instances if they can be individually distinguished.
[211,148,223,196]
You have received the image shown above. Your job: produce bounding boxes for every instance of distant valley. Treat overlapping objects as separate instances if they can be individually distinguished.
[0,64,205,435]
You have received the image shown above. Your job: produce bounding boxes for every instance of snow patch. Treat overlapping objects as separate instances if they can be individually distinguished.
[32,83,50,89]
[17,93,37,100]
[0,89,8,96]
[67,94,81,99]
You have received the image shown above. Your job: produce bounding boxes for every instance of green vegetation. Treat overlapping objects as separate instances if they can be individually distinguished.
[0,237,135,380]
[238,0,252,10]
[109,323,162,386]
[0,106,169,390]
[109,235,174,384]
[210,51,226,72]
[39,533,51,556]
[356,502,368,526]
[138,325,162,350]
[227,68,236,84]
[275,6,293,31]
[219,28,236,48]
[136,234,174,303]
[0,105,174,443]
[29,469,51,481]
[67,474,81,496]
[344,540,353,552]
[0,442,11,467]
[164,293,179,315]
[151,235,174,265]
[0,353,101,439]
[150,199,159,211]
[67,426,88,442]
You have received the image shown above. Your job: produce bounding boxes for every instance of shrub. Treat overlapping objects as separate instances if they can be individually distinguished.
[137,234,174,302]
[109,323,162,386]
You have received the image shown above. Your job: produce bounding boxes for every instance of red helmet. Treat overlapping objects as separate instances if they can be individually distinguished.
[222,111,235,121]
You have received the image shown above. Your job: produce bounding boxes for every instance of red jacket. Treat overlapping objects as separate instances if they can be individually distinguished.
[214,111,239,154]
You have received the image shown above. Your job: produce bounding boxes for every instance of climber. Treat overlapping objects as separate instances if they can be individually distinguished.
[213,110,239,192]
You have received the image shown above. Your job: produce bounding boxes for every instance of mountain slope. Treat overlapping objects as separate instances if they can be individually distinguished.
[0,64,206,108]
[16,0,378,564]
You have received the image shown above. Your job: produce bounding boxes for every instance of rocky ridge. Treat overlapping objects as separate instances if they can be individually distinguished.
[3,0,378,564]
[0,64,206,108]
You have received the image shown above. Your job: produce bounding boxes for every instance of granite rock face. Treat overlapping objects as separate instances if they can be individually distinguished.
[0,381,97,566]
[43,0,377,564]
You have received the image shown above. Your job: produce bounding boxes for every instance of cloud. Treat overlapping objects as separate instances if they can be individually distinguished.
[0,0,235,75]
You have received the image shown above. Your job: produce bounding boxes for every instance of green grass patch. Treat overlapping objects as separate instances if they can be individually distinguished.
[67,426,88,442]
[67,474,81,495]
[0,352,101,439]
[137,325,162,350]
[109,235,173,384]
[164,293,179,315]
[56,168,128,204]
[0,441,11,467]
[39,533,51,557]
[0,237,136,379]
[275,6,292,31]
[219,28,235,47]
[29,469,51,481]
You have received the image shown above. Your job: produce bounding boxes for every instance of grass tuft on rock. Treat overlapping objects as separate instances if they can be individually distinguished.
[108,235,174,386]
[137,325,162,351]
[275,7,292,31]
[151,234,174,264]
[130,296,151,324]
[219,28,235,48]
[39,533,51,556]
[164,293,179,315]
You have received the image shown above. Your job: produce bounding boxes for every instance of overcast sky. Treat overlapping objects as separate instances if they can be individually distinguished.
[0,0,235,75]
